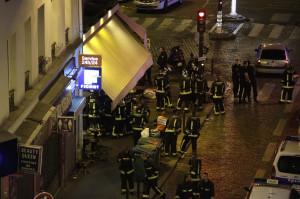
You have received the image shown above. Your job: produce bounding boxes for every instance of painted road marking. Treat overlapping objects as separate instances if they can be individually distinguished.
[209,23,217,33]
[233,23,244,35]
[248,23,265,37]
[255,169,266,178]
[257,83,276,101]
[273,119,286,136]
[142,18,156,28]
[289,26,300,40]
[174,19,193,32]
[270,13,292,24]
[156,18,175,31]
[262,142,276,162]
[268,25,284,39]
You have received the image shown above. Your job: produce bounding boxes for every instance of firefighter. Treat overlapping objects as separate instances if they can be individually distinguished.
[131,105,146,145]
[280,65,297,103]
[157,47,168,71]
[189,156,202,198]
[117,149,135,195]
[112,100,127,137]
[175,174,193,199]
[180,111,201,157]
[164,109,182,156]
[199,172,215,199]
[187,53,197,76]
[177,73,192,111]
[242,61,251,103]
[210,74,226,115]
[162,71,172,107]
[154,72,167,110]
[232,59,241,98]
[142,158,166,199]
[192,73,209,110]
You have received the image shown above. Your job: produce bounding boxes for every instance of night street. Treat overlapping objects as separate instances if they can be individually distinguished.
[119,0,300,198]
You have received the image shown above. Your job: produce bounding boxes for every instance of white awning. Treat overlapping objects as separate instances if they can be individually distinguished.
[83,16,153,109]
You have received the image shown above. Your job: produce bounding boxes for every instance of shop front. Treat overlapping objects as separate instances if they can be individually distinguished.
[83,7,153,109]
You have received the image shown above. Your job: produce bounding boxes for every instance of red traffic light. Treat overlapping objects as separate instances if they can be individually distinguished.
[197,10,206,21]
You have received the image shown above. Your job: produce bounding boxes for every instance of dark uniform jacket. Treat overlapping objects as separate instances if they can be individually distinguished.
[232,63,240,81]
[193,77,209,94]
[114,104,127,120]
[131,107,146,131]
[180,78,192,95]
[199,179,215,199]
[175,181,193,199]
[281,68,296,88]
[165,116,182,134]
[185,116,201,138]
[210,80,225,99]
[117,152,135,174]
[157,51,168,68]
[155,74,166,93]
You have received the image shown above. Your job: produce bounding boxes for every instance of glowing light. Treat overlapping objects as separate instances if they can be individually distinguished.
[230,0,237,15]
[91,26,95,34]
[108,10,112,18]
[198,12,205,18]
[83,34,86,41]
[99,18,104,26]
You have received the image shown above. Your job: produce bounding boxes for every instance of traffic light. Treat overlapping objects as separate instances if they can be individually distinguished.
[197,10,206,32]
[218,0,223,11]
[0,131,18,177]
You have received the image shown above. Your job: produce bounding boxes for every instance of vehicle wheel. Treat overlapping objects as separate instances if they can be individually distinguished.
[163,0,168,10]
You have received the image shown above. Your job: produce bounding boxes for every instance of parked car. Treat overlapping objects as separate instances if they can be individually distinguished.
[244,178,300,199]
[255,43,291,74]
[272,136,300,185]
[134,0,183,11]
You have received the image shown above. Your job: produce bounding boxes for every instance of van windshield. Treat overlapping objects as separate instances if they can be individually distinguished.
[260,49,286,60]
[278,156,300,174]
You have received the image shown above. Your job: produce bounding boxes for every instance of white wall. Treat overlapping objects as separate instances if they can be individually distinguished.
[0,0,82,125]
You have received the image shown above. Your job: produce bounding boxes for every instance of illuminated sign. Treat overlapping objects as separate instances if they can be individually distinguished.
[79,54,102,68]
[77,67,102,90]
[18,145,43,174]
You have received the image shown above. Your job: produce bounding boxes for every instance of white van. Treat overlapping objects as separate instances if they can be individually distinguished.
[134,0,183,10]
[244,179,300,199]
[272,136,300,185]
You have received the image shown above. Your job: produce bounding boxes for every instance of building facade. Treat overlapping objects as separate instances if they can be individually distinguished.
[0,0,81,126]
[0,0,83,198]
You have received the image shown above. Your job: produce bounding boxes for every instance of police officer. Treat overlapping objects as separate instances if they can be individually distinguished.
[157,47,168,70]
[131,106,146,145]
[164,109,182,156]
[177,73,192,111]
[142,158,166,199]
[238,64,247,103]
[175,174,193,199]
[180,111,201,157]
[117,149,135,195]
[242,62,251,103]
[246,61,258,102]
[189,156,201,198]
[280,65,297,103]
[199,172,215,199]
[154,72,167,111]
[232,59,241,98]
[112,100,127,137]
[210,74,226,115]
[192,74,209,110]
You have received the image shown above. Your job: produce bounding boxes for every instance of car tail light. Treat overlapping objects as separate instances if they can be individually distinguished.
[256,59,261,65]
